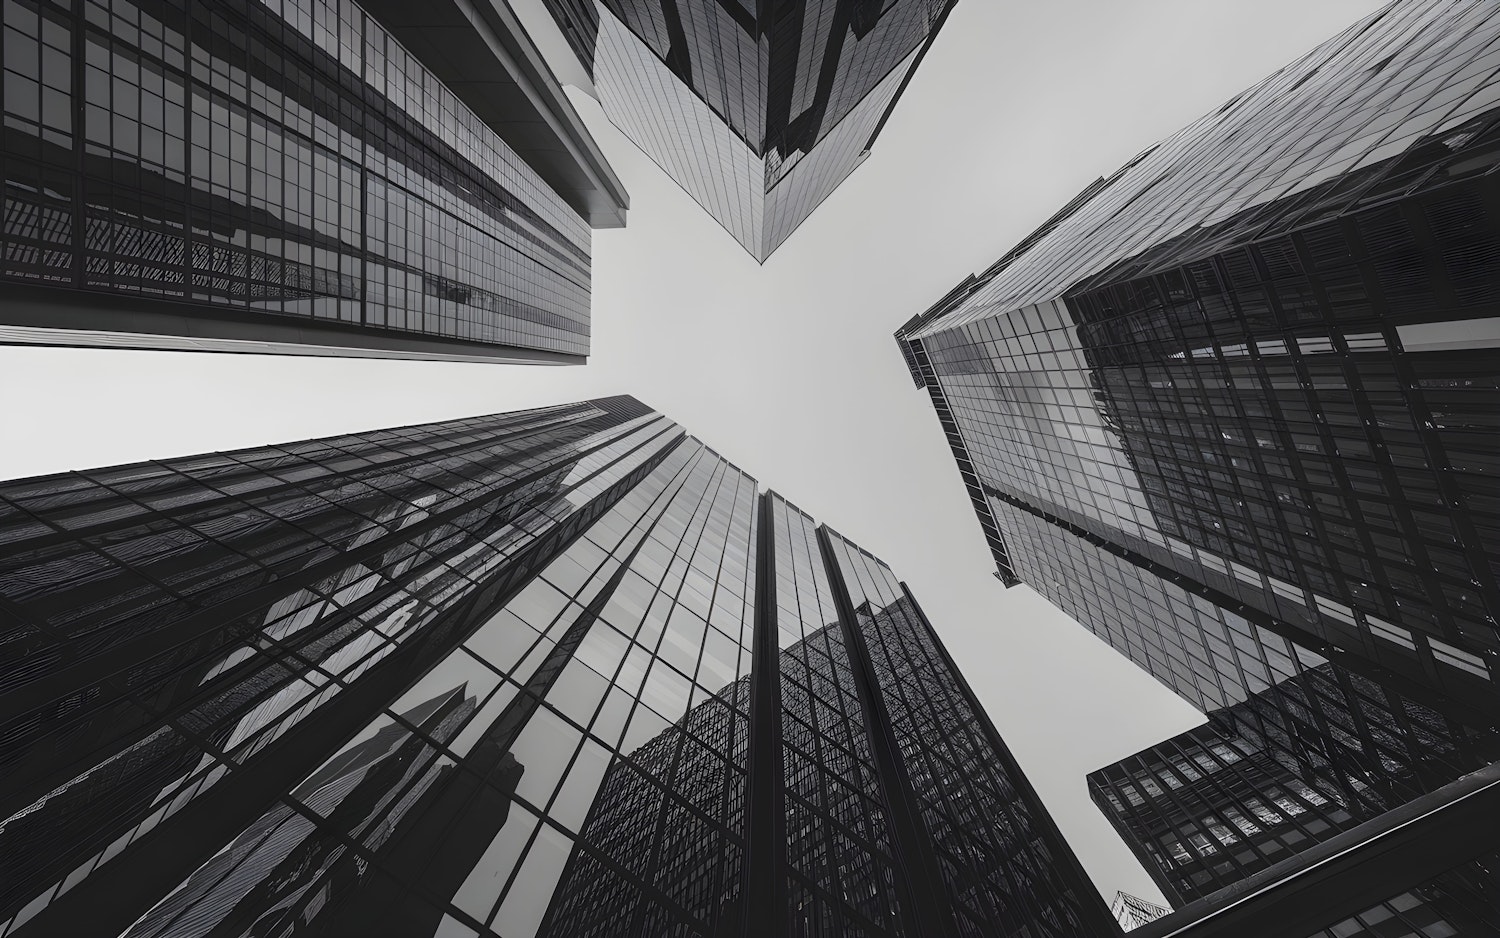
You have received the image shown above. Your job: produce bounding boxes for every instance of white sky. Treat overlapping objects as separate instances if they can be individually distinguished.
[0,0,1386,909]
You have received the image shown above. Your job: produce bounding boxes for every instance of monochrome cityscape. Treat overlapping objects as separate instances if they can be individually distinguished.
[2,0,1497,936]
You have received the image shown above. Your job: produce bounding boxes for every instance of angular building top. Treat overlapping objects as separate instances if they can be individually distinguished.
[900,0,1500,719]
[0,0,626,363]
[539,0,956,261]
[1112,891,1171,931]
[0,397,1113,938]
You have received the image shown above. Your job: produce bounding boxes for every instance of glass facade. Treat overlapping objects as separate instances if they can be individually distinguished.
[900,0,1500,709]
[0,0,619,362]
[897,0,1500,922]
[541,0,951,261]
[1297,854,1500,938]
[824,532,1105,937]
[0,397,1112,938]
[1111,891,1170,931]
[1089,669,1500,906]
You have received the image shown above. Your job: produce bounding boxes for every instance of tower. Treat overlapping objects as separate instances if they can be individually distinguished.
[0,397,1113,937]
[538,0,955,261]
[0,0,627,362]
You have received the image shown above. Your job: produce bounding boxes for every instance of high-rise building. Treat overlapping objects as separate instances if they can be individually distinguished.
[897,0,1500,929]
[1111,891,1170,931]
[1092,735,1500,938]
[0,397,1113,938]
[536,0,954,261]
[0,0,628,363]
[1089,662,1500,906]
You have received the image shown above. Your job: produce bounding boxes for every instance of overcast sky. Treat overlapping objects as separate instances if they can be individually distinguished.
[0,0,1386,908]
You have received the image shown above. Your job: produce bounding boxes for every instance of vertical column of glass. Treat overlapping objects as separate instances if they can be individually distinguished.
[767,495,910,936]
[536,440,759,938]
[823,531,1109,937]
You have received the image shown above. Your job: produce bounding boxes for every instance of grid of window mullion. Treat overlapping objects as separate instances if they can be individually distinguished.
[143,683,493,938]
[1241,685,1369,813]
[638,461,744,929]
[1276,225,1463,648]
[611,453,737,933]
[0,484,237,685]
[1283,350,1435,629]
[1219,735,1340,864]
[827,543,977,920]
[1143,754,1274,890]
[500,443,738,936]
[2,412,684,937]
[778,671,890,911]
[0,416,630,820]
[1118,765,1208,894]
[839,559,1019,928]
[26,483,399,738]
[1343,206,1500,644]
[1112,288,1299,580]
[200,409,611,542]
[81,467,359,602]
[773,500,903,935]
[1194,2,1476,254]
[1185,255,1354,589]
[123,435,683,938]
[9,0,593,350]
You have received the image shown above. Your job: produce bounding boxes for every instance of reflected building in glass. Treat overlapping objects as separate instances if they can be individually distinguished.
[0,396,1113,938]
[535,0,954,261]
[898,0,1500,934]
[0,0,628,363]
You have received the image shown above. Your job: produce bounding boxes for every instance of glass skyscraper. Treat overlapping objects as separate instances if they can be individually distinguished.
[898,0,1500,932]
[0,397,1113,938]
[1089,667,1499,906]
[0,0,628,362]
[1111,891,1169,932]
[536,0,954,261]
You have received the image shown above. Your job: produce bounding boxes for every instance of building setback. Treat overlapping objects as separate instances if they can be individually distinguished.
[0,0,628,363]
[0,397,1113,938]
[536,0,953,262]
[898,0,1500,933]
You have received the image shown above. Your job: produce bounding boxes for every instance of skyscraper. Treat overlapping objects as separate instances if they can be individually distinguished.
[0,0,628,363]
[1111,892,1170,931]
[898,0,1500,928]
[1089,665,1500,906]
[536,0,955,261]
[0,397,1113,938]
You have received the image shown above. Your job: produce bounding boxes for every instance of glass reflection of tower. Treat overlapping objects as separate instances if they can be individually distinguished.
[534,0,955,261]
[123,686,484,938]
[0,400,1113,938]
[899,1,1500,932]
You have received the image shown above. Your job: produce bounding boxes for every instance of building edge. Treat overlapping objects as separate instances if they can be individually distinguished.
[357,0,629,228]
[0,283,587,365]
